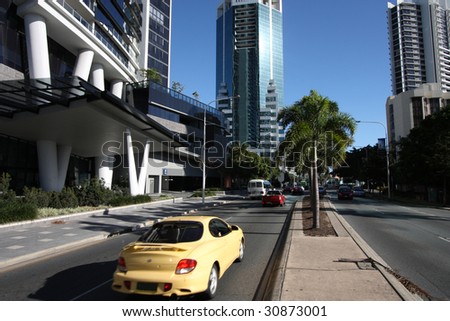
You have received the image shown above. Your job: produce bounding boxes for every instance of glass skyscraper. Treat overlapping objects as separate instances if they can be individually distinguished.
[140,0,171,87]
[216,0,284,156]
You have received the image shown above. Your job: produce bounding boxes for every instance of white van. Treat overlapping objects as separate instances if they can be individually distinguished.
[247,179,272,199]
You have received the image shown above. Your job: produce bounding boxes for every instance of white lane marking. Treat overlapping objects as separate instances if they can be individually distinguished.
[439,236,450,243]
[70,278,112,301]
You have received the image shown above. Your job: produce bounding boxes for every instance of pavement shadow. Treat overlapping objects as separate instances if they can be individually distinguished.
[28,260,120,301]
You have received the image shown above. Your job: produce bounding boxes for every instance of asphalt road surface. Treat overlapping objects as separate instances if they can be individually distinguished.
[0,195,297,301]
[329,191,450,300]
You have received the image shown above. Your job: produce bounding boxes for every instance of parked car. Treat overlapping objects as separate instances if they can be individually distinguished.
[318,186,327,197]
[292,185,305,195]
[282,185,293,194]
[112,216,245,299]
[337,185,353,200]
[352,186,366,197]
[262,189,286,207]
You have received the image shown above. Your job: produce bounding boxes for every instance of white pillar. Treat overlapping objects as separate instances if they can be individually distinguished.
[125,129,139,195]
[111,80,124,98]
[37,140,58,191]
[73,49,94,81]
[96,155,114,189]
[57,145,72,191]
[91,63,105,91]
[24,14,50,79]
[37,141,71,192]
[137,140,151,194]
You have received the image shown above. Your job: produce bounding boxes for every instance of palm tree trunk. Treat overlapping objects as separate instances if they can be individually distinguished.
[312,140,320,228]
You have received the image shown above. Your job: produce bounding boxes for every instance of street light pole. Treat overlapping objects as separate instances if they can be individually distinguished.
[202,95,239,205]
[356,120,391,199]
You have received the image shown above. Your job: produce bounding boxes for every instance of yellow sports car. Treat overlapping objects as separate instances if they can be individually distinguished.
[112,216,245,299]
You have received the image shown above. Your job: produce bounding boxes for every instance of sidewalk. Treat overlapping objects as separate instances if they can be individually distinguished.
[276,198,421,301]
[0,193,223,270]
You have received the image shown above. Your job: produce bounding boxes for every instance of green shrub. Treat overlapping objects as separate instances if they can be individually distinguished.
[0,172,11,194]
[108,194,152,207]
[191,190,216,198]
[58,187,79,208]
[0,200,38,224]
[48,191,63,209]
[75,178,111,207]
[0,173,16,202]
[23,186,50,208]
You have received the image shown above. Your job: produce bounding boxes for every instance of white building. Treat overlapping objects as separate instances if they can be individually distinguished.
[386,0,450,144]
[0,0,187,194]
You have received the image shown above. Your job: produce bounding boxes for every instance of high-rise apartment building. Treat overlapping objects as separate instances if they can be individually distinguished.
[216,0,284,157]
[387,0,450,94]
[140,0,171,87]
[386,0,450,144]
[0,0,190,194]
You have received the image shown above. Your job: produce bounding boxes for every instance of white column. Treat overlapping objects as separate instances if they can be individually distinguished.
[37,140,58,191]
[137,140,151,194]
[91,63,105,91]
[57,145,72,191]
[96,155,114,189]
[24,14,51,79]
[125,129,139,195]
[73,49,94,81]
[37,141,71,192]
[111,80,124,98]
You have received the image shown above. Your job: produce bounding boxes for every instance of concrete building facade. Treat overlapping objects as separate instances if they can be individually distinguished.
[0,0,193,195]
[386,0,450,144]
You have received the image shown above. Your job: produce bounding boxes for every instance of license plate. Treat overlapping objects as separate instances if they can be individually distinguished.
[137,282,157,291]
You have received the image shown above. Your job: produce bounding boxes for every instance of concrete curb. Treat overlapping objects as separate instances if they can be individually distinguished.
[0,197,184,230]
[0,234,108,271]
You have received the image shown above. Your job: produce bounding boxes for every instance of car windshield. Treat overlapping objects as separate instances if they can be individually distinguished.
[266,190,281,195]
[138,222,203,244]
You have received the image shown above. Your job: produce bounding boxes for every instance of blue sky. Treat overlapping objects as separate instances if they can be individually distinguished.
[170,0,392,148]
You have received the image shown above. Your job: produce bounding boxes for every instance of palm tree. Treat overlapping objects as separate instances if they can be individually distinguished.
[278,90,356,228]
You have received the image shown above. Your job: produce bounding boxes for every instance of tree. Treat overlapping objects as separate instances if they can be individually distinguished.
[335,145,387,190]
[171,81,185,93]
[140,68,162,84]
[278,90,356,228]
[396,105,450,205]
[225,142,277,186]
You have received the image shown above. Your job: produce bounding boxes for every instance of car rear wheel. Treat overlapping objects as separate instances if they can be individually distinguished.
[204,264,219,299]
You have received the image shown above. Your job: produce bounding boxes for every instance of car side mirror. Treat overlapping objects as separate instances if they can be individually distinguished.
[231,225,239,231]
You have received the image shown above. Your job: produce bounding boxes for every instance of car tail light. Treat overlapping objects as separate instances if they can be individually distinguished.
[176,259,197,274]
[124,281,131,290]
[118,257,127,272]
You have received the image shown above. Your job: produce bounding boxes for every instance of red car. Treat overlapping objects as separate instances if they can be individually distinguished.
[338,186,353,200]
[262,190,286,207]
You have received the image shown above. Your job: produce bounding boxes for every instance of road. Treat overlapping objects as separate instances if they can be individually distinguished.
[328,191,450,300]
[0,195,297,301]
